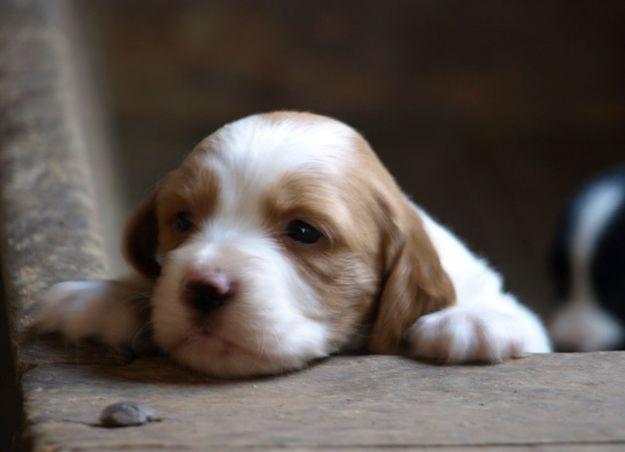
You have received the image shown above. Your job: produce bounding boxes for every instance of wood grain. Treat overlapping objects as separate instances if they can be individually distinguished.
[23,353,625,450]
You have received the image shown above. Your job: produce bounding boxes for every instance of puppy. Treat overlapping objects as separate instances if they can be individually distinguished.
[550,165,625,351]
[38,112,550,377]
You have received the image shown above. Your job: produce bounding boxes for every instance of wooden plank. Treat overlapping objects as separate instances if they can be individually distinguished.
[22,352,625,450]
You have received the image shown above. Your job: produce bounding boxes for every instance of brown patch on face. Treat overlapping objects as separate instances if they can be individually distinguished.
[263,170,383,350]
[261,129,455,353]
[122,150,221,277]
[156,158,220,253]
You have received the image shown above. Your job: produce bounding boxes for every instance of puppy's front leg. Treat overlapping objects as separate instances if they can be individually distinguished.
[37,277,153,351]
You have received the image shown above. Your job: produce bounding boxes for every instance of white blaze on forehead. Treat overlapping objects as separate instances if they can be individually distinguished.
[196,113,357,224]
[206,114,355,181]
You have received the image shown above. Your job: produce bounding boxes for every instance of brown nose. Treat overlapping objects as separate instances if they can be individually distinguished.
[182,270,235,314]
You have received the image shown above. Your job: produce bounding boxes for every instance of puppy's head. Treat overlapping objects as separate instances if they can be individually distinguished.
[124,112,455,377]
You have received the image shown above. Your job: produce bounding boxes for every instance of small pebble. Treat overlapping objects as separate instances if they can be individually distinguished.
[99,401,158,427]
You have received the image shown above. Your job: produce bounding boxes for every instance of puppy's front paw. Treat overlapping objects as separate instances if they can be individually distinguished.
[38,280,140,347]
[406,307,525,364]
[38,281,102,340]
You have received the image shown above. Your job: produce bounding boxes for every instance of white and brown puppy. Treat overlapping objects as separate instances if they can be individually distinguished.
[38,112,550,377]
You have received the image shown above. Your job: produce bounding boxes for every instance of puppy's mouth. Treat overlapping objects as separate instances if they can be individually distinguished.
[173,329,261,359]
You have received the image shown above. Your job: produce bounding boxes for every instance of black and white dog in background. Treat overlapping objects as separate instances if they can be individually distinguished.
[550,165,625,351]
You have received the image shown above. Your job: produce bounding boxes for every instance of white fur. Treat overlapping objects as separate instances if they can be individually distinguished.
[39,281,144,347]
[206,114,354,184]
[550,180,625,351]
[406,208,551,362]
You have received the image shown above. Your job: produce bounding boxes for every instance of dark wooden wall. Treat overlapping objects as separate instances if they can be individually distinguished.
[79,0,625,316]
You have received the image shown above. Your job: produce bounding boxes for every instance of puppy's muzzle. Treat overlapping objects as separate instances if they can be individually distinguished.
[182,270,235,314]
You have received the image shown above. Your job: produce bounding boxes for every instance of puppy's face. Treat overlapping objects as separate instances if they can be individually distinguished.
[125,112,455,377]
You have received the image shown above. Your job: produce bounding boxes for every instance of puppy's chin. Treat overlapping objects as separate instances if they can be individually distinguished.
[165,331,320,378]
[154,324,329,378]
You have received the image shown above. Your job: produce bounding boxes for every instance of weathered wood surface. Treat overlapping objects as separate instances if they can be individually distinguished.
[22,352,625,451]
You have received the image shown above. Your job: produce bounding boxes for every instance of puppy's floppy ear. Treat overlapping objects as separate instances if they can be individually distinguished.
[123,193,160,278]
[369,203,455,354]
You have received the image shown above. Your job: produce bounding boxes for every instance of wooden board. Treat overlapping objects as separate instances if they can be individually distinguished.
[23,352,625,451]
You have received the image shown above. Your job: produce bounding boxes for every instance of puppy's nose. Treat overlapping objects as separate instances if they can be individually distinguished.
[183,270,235,314]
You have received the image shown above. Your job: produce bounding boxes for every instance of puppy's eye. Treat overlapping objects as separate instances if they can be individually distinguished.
[173,211,194,233]
[285,220,322,244]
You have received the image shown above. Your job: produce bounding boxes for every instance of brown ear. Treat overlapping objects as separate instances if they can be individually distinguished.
[369,205,456,354]
[123,193,161,278]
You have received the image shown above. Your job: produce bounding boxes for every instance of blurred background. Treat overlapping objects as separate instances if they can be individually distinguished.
[76,0,625,317]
